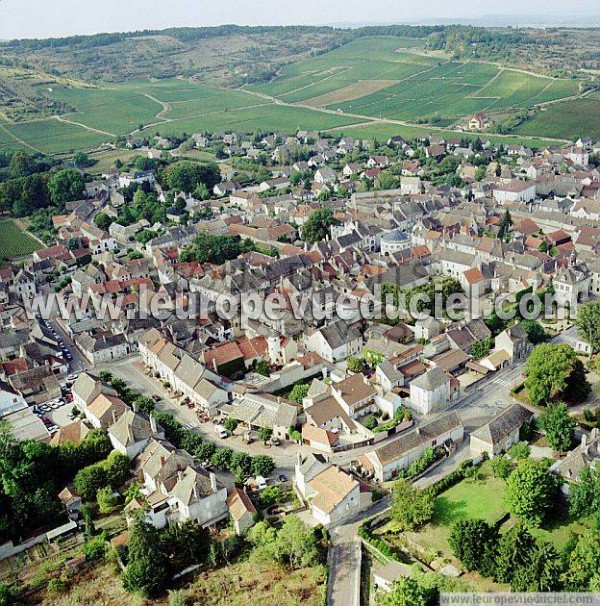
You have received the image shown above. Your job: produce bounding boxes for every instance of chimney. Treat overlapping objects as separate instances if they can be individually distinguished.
[177,469,183,482]
[212,358,218,373]
[150,414,157,434]
[160,456,166,467]
[581,434,588,448]
[209,472,218,493]
[111,408,118,425]
[296,451,303,469]
[192,480,199,500]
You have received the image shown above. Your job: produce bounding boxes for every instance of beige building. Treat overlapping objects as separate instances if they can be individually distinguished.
[470,404,533,458]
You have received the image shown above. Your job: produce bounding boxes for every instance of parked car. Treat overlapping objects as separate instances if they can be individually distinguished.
[215,425,229,439]
[256,476,268,490]
[278,474,288,483]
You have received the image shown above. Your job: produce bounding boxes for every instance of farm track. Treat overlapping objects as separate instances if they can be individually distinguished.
[53,115,116,137]
[143,93,171,120]
[238,87,573,144]
[0,123,44,154]
[279,66,353,98]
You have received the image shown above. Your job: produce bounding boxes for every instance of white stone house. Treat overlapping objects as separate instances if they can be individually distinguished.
[408,367,452,415]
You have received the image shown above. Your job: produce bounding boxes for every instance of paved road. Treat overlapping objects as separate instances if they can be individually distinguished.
[328,496,391,606]
[328,529,362,606]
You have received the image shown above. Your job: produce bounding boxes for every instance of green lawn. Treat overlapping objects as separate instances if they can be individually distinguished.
[377,462,507,559]
[0,220,41,260]
[433,463,507,526]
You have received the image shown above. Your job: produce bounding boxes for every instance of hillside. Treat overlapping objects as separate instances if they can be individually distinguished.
[1,25,600,155]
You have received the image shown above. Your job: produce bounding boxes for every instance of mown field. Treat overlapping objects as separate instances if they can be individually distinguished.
[0,220,41,260]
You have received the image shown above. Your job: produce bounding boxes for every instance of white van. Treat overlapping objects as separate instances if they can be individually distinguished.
[256,476,268,490]
[215,424,228,439]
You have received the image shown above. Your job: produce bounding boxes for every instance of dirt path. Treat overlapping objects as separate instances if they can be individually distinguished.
[143,93,171,120]
[240,87,572,144]
[53,115,116,137]
[0,123,44,154]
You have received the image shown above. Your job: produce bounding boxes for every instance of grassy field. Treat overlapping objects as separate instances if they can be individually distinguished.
[0,220,42,260]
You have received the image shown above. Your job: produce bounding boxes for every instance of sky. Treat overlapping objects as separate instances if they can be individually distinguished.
[1,0,599,40]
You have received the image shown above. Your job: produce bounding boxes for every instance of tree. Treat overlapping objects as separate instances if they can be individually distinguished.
[289,383,310,405]
[562,528,600,590]
[390,479,434,531]
[449,519,498,574]
[231,452,253,482]
[505,459,559,526]
[223,417,238,433]
[0,583,13,606]
[252,455,275,478]
[47,169,85,206]
[301,208,340,244]
[524,343,590,406]
[134,395,155,415]
[74,464,108,501]
[98,370,113,383]
[94,212,113,231]
[122,520,169,597]
[210,448,233,470]
[255,359,270,377]
[512,542,563,592]
[347,356,366,374]
[379,578,434,606]
[163,161,220,192]
[577,300,600,353]
[520,320,546,344]
[258,427,272,443]
[469,337,493,360]
[494,523,538,584]
[275,515,319,569]
[73,152,93,169]
[570,464,600,517]
[259,485,282,508]
[97,486,119,513]
[498,209,513,239]
[540,403,575,453]
[491,454,514,479]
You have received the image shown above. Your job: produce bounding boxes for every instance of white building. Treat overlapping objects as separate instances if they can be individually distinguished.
[409,367,452,415]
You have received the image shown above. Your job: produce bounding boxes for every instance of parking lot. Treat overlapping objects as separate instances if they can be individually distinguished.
[31,373,79,437]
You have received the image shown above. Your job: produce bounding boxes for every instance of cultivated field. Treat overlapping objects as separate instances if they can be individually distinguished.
[0,220,41,260]
[515,94,600,141]
[253,37,580,125]
[0,36,590,155]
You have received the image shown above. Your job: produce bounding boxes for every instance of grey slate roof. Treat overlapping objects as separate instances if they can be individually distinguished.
[471,404,533,446]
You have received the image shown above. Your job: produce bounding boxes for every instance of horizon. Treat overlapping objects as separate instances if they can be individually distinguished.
[2,1,600,40]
